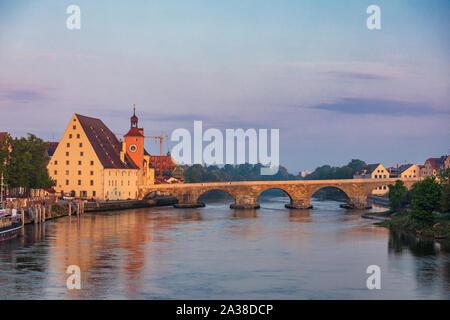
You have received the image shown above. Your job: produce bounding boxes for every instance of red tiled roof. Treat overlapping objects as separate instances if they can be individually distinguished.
[75,114,139,170]
[425,158,441,170]
[148,155,177,171]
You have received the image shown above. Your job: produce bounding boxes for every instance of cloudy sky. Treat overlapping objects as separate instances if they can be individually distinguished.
[0,0,449,173]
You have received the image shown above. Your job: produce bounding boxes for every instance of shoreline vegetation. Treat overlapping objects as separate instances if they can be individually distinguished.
[366,170,450,243]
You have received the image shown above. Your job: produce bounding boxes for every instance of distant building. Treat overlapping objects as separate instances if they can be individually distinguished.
[389,164,419,179]
[354,163,389,195]
[299,170,312,178]
[148,154,177,178]
[47,111,157,200]
[422,158,441,177]
[440,155,450,171]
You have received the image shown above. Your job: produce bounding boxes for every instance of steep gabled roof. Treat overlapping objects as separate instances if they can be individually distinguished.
[355,163,381,175]
[397,164,414,173]
[75,114,138,170]
[425,158,441,170]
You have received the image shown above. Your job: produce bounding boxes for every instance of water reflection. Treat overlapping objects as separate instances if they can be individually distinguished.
[0,199,449,299]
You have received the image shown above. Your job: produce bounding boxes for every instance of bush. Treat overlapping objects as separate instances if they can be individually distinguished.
[388,180,409,213]
[410,177,441,223]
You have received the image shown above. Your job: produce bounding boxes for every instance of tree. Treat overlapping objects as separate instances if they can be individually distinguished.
[440,168,450,213]
[347,159,366,171]
[0,133,11,182]
[7,134,55,189]
[388,180,409,213]
[410,177,441,223]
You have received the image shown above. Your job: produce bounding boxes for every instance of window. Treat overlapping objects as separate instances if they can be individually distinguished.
[80,191,87,197]
[69,134,72,139]
[54,170,57,175]
[90,180,94,186]
[77,134,80,139]
[67,143,70,147]
[55,180,57,186]
[79,143,83,147]
[78,180,81,186]
[54,160,58,165]
[90,171,94,175]
[66,180,69,185]
[383,175,386,178]
[66,170,69,175]
[90,161,94,165]
[66,160,70,165]
[374,175,378,178]
[78,170,82,175]
[93,191,96,197]
[78,161,82,165]
[80,152,84,156]
[66,152,69,156]
[383,186,387,189]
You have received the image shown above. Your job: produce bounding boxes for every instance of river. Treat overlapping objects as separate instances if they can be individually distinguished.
[1,197,449,299]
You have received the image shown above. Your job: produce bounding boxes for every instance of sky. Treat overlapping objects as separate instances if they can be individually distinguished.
[0,0,449,173]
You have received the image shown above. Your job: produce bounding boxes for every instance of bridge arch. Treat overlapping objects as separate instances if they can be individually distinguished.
[309,186,350,206]
[257,187,293,200]
[196,188,236,204]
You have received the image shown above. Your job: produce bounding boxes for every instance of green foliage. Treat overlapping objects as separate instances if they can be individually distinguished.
[410,177,441,223]
[0,133,12,180]
[305,159,366,180]
[440,169,450,213]
[7,134,55,189]
[388,180,409,213]
[184,163,297,183]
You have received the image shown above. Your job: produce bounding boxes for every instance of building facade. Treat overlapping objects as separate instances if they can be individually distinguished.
[47,111,156,200]
[353,163,389,195]
[389,164,420,179]
[422,158,441,177]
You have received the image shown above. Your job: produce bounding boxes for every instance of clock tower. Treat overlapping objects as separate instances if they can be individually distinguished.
[124,105,144,169]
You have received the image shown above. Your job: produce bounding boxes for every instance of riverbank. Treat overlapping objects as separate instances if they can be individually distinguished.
[21,197,177,225]
[364,210,450,241]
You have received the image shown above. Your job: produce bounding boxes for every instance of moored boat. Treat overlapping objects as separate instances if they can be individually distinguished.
[0,210,22,241]
[0,174,23,241]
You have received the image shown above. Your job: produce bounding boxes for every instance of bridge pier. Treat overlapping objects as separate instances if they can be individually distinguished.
[172,193,205,209]
[230,195,260,209]
[174,202,205,208]
[342,196,372,210]
[285,198,313,209]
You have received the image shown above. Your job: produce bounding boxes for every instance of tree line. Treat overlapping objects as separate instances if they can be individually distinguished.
[0,133,55,189]
[183,159,367,183]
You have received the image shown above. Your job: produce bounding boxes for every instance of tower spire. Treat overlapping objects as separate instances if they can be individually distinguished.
[130,104,138,128]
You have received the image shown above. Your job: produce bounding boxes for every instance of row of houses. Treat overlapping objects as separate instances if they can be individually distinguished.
[354,155,450,195]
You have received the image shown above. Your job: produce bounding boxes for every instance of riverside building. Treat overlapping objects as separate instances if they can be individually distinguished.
[47,110,155,200]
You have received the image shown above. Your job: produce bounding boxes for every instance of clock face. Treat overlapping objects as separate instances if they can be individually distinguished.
[129,144,137,153]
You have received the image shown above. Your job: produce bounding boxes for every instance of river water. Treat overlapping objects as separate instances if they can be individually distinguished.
[1,197,449,300]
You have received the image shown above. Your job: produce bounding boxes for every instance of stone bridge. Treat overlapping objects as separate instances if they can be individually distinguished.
[139,178,419,209]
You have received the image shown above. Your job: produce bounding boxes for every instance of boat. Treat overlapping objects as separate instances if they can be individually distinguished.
[0,210,22,241]
[0,174,23,241]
